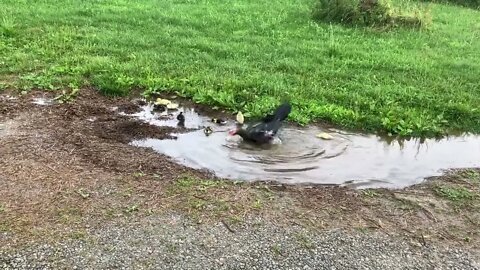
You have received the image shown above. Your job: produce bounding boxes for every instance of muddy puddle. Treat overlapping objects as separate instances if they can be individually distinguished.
[118,102,206,129]
[123,103,480,189]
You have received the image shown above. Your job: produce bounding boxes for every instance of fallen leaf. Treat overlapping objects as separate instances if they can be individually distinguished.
[166,103,179,109]
[316,132,333,140]
[236,111,244,124]
[155,98,171,105]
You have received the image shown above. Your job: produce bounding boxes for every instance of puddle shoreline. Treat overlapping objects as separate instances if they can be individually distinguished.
[4,93,479,189]
[118,101,480,189]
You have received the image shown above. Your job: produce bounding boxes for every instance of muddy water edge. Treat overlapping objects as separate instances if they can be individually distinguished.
[1,89,480,252]
[122,100,480,189]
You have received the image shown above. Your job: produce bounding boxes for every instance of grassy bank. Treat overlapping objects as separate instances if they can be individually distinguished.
[0,0,479,136]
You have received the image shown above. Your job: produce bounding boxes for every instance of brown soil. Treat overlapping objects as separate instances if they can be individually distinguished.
[116,102,144,114]
[0,88,479,253]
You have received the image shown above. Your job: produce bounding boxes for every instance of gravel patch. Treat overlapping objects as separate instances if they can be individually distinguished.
[1,214,479,270]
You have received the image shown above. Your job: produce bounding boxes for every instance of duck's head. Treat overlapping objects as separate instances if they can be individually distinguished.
[228,128,238,136]
[228,128,248,139]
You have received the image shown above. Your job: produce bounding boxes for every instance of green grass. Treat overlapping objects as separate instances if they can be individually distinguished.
[460,169,480,182]
[313,0,431,28]
[422,0,480,9]
[1,0,479,136]
[434,186,475,202]
[362,189,380,198]
[165,176,273,221]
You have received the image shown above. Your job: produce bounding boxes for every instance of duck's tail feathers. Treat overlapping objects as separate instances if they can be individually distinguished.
[272,102,291,122]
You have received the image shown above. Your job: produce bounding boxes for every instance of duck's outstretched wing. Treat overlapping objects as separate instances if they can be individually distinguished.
[240,102,292,143]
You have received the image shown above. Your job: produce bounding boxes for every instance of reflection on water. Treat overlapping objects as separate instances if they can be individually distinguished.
[119,103,205,129]
[31,97,54,106]
[125,104,480,189]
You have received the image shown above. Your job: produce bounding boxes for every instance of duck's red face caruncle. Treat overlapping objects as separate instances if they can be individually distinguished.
[228,129,238,136]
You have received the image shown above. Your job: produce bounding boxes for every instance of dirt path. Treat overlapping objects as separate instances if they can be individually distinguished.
[1,89,479,269]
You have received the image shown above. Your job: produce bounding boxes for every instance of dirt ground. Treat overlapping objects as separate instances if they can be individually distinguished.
[0,88,479,255]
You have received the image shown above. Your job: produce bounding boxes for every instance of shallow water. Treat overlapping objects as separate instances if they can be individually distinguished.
[126,104,480,189]
[32,97,54,106]
[119,103,207,129]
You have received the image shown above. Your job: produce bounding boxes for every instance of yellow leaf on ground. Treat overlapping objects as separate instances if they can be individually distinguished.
[236,111,244,124]
[316,132,333,140]
[166,103,179,109]
[154,98,171,105]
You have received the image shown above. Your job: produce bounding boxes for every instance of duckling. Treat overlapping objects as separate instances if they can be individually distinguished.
[152,103,166,112]
[177,112,185,127]
[177,112,185,122]
[211,118,227,125]
[204,126,213,136]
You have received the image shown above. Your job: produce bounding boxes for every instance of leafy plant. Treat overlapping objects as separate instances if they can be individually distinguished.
[92,73,135,96]
[19,73,57,90]
[53,86,79,104]
[0,17,16,38]
[460,169,480,182]
[313,0,359,24]
[312,0,429,28]
[434,186,475,202]
[362,189,380,197]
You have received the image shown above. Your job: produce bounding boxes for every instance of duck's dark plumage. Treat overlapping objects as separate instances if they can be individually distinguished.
[229,102,291,144]
[177,112,185,122]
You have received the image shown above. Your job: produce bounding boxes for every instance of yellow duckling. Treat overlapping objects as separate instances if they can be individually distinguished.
[204,126,213,136]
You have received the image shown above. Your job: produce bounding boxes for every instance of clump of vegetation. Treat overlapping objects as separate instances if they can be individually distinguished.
[362,189,380,198]
[312,0,431,28]
[421,0,479,9]
[434,186,475,202]
[91,73,135,96]
[0,17,16,38]
[460,169,480,183]
[53,86,79,104]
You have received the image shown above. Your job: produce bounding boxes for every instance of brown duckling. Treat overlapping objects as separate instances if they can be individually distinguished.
[211,118,227,125]
[204,126,213,136]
